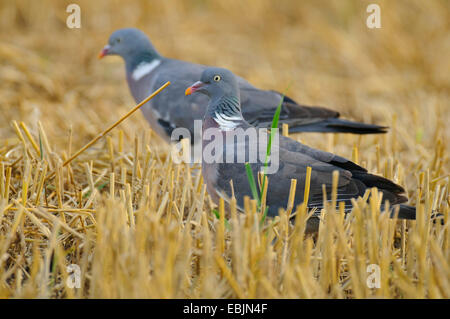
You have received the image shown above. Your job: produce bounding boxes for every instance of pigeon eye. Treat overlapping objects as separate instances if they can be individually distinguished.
[213,75,221,82]
[116,38,121,44]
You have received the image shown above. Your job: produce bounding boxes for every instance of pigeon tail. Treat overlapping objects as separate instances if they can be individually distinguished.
[391,204,416,220]
[288,118,388,134]
[391,204,444,224]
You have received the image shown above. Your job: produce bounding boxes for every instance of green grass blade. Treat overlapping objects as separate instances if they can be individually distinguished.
[260,206,269,225]
[245,83,291,216]
[39,131,44,161]
[245,162,260,205]
[212,208,231,230]
[259,90,286,211]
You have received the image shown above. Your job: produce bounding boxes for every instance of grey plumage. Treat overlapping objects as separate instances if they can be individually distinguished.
[187,67,416,233]
[99,28,387,145]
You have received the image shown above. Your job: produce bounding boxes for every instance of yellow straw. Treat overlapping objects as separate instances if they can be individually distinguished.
[46,81,171,180]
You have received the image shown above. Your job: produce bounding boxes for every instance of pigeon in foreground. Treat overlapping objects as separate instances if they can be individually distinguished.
[185,67,415,233]
[99,28,387,145]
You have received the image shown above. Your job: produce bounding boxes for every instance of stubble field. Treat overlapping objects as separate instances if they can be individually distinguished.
[0,0,449,298]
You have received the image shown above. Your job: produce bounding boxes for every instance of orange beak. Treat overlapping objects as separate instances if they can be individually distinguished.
[185,81,204,96]
[98,44,111,59]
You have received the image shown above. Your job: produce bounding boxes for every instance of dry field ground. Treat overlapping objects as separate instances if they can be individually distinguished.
[0,0,449,298]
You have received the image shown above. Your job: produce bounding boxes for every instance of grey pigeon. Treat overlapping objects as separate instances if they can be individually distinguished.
[186,67,415,233]
[99,28,387,145]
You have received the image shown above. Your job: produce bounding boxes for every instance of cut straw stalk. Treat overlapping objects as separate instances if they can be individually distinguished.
[19,121,41,157]
[45,81,171,180]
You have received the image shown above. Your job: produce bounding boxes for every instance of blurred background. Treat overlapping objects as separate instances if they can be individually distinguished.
[0,0,449,187]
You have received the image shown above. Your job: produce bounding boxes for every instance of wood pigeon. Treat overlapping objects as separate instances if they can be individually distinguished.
[99,28,387,146]
[185,67,416,233]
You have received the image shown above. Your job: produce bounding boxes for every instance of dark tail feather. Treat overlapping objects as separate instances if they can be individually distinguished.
[288,118,388,134]
[391,204,416,220]
[390,204,444,224]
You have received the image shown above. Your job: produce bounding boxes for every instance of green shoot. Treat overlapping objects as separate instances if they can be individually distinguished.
[212,208,231,230]
[244,84,291,226]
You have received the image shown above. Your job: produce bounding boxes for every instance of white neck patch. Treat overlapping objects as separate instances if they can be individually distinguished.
[214,112,241,131]
[131,60,161,81]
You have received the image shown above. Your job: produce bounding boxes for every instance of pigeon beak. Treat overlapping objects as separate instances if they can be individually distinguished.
[98,44,111,59]
[185,81,205,96]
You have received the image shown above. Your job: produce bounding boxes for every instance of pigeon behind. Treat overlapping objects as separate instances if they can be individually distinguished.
[99,28,388,146]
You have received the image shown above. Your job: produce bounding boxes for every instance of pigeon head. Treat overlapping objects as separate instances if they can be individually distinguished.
[185,67,239,100]
[98,28,160,62]
[186,68,243,126]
